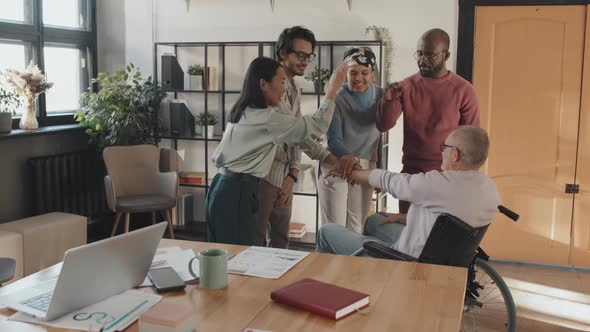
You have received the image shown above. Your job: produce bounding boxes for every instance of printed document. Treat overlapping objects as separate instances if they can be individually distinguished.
[10,289,161,332]
[228,246,308,279]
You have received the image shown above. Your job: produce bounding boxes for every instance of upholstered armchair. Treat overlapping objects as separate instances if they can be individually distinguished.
[103,145,177,238]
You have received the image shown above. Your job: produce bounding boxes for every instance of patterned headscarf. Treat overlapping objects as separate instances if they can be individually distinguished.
[343,47,377,70]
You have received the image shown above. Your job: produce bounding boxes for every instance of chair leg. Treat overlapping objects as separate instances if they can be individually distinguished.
[111,213,122,237]
[151,211,156,225]
[165,209,175,239]
[125,213,131,233]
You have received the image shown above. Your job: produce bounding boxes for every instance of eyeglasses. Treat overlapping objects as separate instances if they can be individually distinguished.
[414,50,446,61]
[440,143,463,156]
[290,50,316,62]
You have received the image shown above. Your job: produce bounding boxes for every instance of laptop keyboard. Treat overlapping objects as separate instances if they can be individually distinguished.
[20,291,53,312]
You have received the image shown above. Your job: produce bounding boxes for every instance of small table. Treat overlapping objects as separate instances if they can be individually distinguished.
[0,239,467,331]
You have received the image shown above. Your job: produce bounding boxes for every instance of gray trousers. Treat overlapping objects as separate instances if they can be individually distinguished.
[255,179,292,248]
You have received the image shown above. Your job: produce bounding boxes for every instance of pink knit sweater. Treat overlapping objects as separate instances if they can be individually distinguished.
[377,71,480,171]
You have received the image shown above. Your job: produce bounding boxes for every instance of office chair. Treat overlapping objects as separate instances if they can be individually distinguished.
[363,213,489,268]
[103,144,178,238]
[0,257,16,287]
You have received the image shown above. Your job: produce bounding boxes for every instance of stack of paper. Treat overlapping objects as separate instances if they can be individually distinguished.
[141,246,197,286]
[10,290,161,332]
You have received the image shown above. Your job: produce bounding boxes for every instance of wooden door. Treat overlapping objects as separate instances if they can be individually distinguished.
[473,5,585,265]
[572,5,590,267]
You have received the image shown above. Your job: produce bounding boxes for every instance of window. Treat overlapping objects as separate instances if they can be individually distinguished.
[0,0,33,24]
[0,41,29,72]
[0,40,31,115]
[0,0,96,126]
[44,46,82,113]
[43,0,89,30]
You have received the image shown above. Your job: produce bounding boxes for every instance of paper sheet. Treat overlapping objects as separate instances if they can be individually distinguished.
[228,246,308,279]
[140,246,197,286]
[9,289,161,332]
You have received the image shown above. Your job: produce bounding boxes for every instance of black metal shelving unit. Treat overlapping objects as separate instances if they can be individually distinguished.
[154,40,388,245]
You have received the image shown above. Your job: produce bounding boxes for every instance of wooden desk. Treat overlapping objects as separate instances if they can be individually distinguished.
[0,239,467,331]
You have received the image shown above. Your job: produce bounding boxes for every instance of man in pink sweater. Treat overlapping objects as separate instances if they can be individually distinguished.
[377,28,480,213]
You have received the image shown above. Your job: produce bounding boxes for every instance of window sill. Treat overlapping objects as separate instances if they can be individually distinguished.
[0,124,85,140]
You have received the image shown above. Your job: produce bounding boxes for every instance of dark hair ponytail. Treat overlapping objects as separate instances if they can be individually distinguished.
[229,57,281,123]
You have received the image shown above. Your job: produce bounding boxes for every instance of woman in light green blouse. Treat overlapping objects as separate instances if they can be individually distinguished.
[206,57,347,245]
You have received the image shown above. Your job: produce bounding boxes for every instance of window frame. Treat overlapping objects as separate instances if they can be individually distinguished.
[0,0,97,128]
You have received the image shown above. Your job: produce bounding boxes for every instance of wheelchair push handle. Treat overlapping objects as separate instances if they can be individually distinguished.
[498,205,519,222]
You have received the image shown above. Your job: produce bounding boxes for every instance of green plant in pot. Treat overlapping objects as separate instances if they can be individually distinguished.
[196,112,218,138]
[0,84,21,133]
[188,64,204,90]
[75,63,166,150]
[305,67,331,94]
[365,25,393,84]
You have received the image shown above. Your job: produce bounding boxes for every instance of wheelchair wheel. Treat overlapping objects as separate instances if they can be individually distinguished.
[461,258,516,332]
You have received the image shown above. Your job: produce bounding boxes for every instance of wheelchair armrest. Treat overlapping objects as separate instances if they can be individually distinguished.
[363,241,417,261]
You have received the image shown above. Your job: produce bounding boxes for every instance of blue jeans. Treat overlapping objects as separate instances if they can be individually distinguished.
[316,213,405,256]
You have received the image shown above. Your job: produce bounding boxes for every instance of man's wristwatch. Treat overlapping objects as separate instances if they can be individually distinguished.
[287,173,298,183]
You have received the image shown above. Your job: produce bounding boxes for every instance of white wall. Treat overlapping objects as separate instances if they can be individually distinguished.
[100,0,460,225]
[148,0,458,79]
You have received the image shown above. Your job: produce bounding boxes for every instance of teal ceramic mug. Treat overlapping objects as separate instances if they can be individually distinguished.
[188,248,228,289]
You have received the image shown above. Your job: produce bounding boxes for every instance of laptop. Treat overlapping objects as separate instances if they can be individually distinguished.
[1,222,166,321]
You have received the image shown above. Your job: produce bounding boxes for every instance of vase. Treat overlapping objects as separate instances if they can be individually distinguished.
[19,96,38,130]
[314,82,325,95]
[202,125,215,138]
[190,75,203,90]
[0,112,12,133]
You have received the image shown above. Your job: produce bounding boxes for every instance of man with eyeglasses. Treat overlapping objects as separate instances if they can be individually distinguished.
[376,28,480,215]
[255,26,344,248]
[316,126,500,259]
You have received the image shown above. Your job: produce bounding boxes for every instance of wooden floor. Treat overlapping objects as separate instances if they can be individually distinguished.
[489,262,590,332]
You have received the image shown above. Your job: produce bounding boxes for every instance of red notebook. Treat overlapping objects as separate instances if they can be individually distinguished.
[270,278,370,320]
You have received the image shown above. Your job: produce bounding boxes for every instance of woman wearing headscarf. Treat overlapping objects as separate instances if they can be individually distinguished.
[317,47,384,234]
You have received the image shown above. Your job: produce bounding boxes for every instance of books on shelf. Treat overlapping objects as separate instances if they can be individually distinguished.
[179,171,205,185]
[270,278,370,320]
[288,222,306,239]
[206,66,218,91]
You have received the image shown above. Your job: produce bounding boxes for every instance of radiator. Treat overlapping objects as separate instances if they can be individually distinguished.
[28,150,108,219]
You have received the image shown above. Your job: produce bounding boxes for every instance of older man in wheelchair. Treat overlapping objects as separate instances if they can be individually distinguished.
[316,125,500,260]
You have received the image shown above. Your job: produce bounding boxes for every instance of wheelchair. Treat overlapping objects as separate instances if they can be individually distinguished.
[363,206,519,332]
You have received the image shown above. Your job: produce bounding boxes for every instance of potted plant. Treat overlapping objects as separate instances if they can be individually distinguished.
[3,61,53,130]
[188,64,204,90]
[75,63,167,150]
[365,25,393,84]
[305,67,331,94]
[0,84,21,133]
[196,112,218,138]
